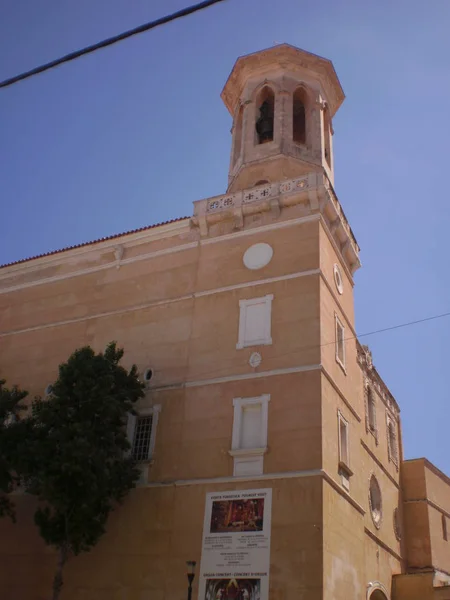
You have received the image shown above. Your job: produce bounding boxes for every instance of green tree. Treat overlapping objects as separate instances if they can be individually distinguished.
[22,342,145,600]
[0,379,28,521]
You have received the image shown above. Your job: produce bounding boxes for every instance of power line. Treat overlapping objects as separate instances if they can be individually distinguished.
[0,0,229,89]
[173,308,450,383]
[4,307,449,394]
[356,310,450,341]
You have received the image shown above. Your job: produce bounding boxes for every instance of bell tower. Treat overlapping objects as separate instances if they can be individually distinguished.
[222,44,344,193]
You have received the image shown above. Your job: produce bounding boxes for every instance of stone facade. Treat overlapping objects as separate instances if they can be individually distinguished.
[0,44,448,600]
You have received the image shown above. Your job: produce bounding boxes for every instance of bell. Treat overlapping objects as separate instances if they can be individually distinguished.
[256,100,274,143]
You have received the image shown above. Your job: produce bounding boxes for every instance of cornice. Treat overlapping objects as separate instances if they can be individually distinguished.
[357,341,400,417]
[221,44,344,116]
[0,218,191,274]
[192,170,360,276]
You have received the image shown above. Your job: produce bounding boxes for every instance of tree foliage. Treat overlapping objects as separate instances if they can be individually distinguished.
[0,379,28,521]
[20,342,145,600]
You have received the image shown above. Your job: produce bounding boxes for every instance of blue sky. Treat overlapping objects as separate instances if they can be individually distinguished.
[1,0,450,473]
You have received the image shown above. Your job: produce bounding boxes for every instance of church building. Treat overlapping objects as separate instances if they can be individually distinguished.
[0,44,449,600]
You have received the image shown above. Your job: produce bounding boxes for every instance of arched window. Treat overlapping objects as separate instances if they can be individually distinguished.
[255,86,275,144]
[233,105,244,165]
[293,87,307,144]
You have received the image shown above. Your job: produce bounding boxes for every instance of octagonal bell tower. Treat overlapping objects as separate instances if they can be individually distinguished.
[222,44,345,193]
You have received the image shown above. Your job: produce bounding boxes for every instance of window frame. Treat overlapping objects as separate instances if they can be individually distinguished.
[337,410,350,467]
[365,383,378,443]
[335,313,346,371]
[337,410,353,484]
[127,405,161,463]
[236,294,273,349]
[386,412,399,468]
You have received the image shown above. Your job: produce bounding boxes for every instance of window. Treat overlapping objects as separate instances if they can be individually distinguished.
[335,315,346,370]
[387,414,398,466]
[255,86,275,144]
[338,412,349,467]
[337,411,352,489]
[369,474,382,528]
[365,385,378,441]
[442,514,448,541]
[229,394,270,476]
[237,294,273,349]
[293,87,307,144]
[127,405,161,463]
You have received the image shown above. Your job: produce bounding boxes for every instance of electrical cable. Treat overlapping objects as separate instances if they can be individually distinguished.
[0,0,228,89]
[10,307,448,398]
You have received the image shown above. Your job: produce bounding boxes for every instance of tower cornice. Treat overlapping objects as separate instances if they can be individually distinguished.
[221,43,345,117]
[191,170,360,276]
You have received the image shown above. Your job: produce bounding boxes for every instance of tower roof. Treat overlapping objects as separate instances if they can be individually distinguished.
[221,43,345,117]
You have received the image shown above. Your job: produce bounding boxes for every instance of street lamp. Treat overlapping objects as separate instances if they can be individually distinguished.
[186,560,197,600]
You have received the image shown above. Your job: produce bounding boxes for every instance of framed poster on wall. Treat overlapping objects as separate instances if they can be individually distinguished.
[198,488,272,600]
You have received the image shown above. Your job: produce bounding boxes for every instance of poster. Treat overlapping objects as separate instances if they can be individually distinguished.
[198,488,272,600]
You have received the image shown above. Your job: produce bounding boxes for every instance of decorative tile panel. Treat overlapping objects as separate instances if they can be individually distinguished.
[207,195,238,212]
[243,186,274,204]
[280,177,308,194]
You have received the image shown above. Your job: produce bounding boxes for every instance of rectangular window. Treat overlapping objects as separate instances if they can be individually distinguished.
[127,406,161,463]
[132,415,154,461]
[368,389,376,432]
[387,414,399,467]
[365,385,378,443]
[443,514,448,541]
[335,315,346,370]
[237,295,273,349]
[338,411,349,467]
[337,410,352,490]
[230,395,270,477]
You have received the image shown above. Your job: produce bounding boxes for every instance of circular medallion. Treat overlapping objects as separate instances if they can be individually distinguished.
[369,474,382,529]
[249,352,262,368]
[333,263,344,295]
[243,243,273,270]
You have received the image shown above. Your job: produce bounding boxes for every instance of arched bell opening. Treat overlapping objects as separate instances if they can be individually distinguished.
[293,87,307,144]
[255,86,275,144]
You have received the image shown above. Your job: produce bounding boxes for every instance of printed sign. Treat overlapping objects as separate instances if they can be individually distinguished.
[198,488,272,600]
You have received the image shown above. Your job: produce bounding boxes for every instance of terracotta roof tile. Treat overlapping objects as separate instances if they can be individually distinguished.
[0,216,190,270]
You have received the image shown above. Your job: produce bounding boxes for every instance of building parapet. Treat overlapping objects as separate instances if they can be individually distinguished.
[192,171,361,274]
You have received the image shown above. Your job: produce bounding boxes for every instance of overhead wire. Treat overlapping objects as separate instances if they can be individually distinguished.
[157,308,450,386]
[9,307,449,399]
[0,0,229,89]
